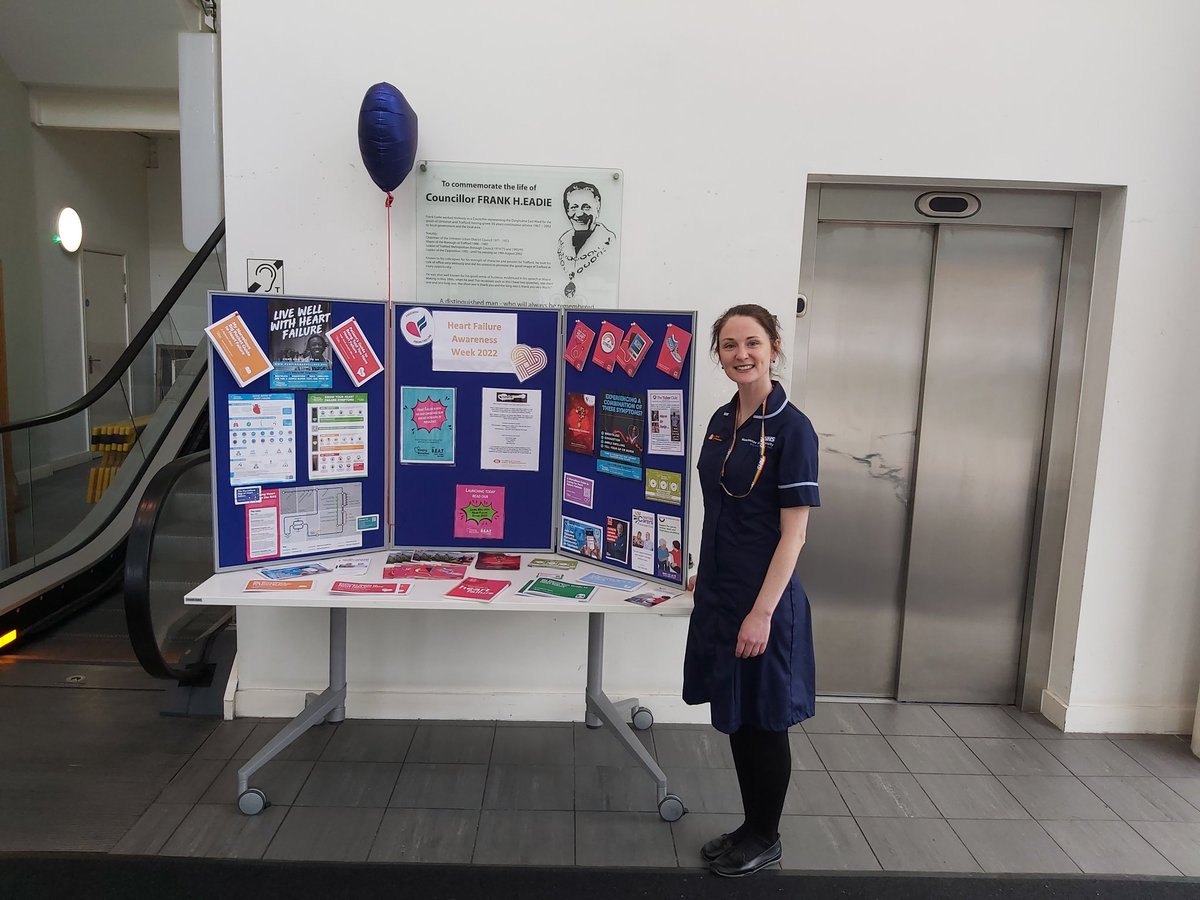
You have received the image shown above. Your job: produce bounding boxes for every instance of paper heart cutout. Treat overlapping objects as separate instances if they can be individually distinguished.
[511,344,548,382]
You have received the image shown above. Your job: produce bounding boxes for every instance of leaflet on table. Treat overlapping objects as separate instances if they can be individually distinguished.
[268,299,333,389]
[625,591,678,607]
[515,576,596,601]
[387,563,469,580]
[228,394,296,486]
[444,577,512,602]
[597,391,644,481]
[259,561,332,580]
[387,550,476,564]
[480,387,541,472]
[475,552,522,571]
[243,482,365,561]
[308,394,368,480]
[630,509,656,575]
[329,555,372,576]
[400,386,456,464]
[330,581,407,595]
[244,578,312,592]
[647,389,685,457]
[529,557,577,571]
[577,571,644,592]
[454,484,505,540]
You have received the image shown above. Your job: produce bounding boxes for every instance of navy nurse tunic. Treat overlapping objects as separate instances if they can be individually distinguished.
[683,380,820,734]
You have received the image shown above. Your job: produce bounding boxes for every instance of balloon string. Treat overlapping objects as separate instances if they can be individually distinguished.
[385,192,393,303]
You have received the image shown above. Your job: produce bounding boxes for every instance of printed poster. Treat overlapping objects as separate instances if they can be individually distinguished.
[605,515,630,564]
[645,468,682,505]
[207,311,272,387]
[455,484,505,540]
[327,317,383,386]
[561,515,604,560]
[431,310,518,373]
[279,482,364,557]
[228,394,296,486]
[416,161,623,309]
[656,513,683,583]
[308,393,368,480]
[268,300,333,389]
[630,508,655,575]
[597,391,644,480]
[563,472,594,509]
[401,387,455,464]
[565,392,596,455]
[481,388,541,472]
[245,488,281,561]
[647,389,685,457]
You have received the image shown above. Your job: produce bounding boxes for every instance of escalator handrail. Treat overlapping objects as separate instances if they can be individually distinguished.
[0,219,225,435]
[125,448,227,682]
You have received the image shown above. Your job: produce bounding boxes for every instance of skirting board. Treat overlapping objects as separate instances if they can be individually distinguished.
[1042,688,1195,735]
[234,688,713,724]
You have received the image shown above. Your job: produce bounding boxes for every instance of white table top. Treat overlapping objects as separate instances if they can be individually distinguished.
[186,550,694,617]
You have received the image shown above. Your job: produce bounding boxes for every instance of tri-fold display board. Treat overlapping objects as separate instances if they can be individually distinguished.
[207,293,696,587]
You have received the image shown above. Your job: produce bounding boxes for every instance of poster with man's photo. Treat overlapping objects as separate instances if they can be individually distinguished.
[416,161,623,309]
[268,300,334,389]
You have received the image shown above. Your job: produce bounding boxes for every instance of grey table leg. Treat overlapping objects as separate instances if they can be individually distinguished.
[236,607,348,813]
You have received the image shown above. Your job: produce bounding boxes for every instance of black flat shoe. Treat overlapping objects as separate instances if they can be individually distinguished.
[700,832,737,862]
[710,836,782,877]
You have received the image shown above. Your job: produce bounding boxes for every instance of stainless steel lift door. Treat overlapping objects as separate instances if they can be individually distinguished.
[799,217,1063,702]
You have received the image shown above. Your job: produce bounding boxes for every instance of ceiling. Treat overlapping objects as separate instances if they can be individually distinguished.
[0,0,208,92]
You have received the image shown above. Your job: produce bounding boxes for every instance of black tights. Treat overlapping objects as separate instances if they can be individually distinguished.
[728,726,791,844]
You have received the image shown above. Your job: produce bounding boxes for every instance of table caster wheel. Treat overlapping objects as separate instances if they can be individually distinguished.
[658,794,686,822]
[238,787,268,816]
[631,706,654,731]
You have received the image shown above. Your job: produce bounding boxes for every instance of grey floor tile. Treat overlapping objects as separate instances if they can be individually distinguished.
[575,766,659,812]
[194,720,259,759]
[652,727,734,768]
[473,810,575,865]
[1080,776,1200,823]
[406,723,495,764]
[788,731,824,770]
[368,808,479,863]
[110,802,193,855]
[235,721,336,762]
[293,761,400,807]
[200,759,315,807]
[661,767,743,813]
[997,775,1117,820]
[934,705,1032,739]
[263,806,383,861]
[0,805,141,852]
[1112,737,1200,778]
[783,770,851,816]
[1163,777,1200,809]
[831,772,940,818]
[575,811,677,867]
[318,722,415,763]
[779,815,880,870]
[886,736,989,775]
[809,733,906,772]
[391,763,488,809]
[1039,819,1180,875]
[573,722,654,767]
[1002,708,1096,741]
[915,774,1028,820]
[857,817,981,872]
[964,738,1071,777]
[159,802,287,858]
[155,756,226,804]
[948,819,1080,873]
[490,725,574,765]
[1040,739,1151,777]
[483,764,574,810]
[1129,821,1200,876]
[670,811,743,868]
[802,702,879,734]
[863,704,955,737]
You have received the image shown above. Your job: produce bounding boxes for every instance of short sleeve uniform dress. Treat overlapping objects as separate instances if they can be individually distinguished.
[683,380,820,734]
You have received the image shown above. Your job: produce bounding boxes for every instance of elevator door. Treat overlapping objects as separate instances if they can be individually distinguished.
[798,217,1063,702]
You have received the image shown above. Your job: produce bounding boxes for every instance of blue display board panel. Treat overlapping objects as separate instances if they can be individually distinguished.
[393,305,561,550]
[559,310,696,586]
[209,292,388,570]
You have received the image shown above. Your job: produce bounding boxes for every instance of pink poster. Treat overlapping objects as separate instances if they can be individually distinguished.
[454,484,505,540]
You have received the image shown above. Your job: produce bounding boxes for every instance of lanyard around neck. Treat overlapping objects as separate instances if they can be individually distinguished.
[720,397,767,498]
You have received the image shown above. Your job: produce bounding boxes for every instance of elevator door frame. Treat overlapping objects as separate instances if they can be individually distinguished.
[792,181,1100,709]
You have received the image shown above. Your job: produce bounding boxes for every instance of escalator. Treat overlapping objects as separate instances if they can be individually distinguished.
[0,221,229,700]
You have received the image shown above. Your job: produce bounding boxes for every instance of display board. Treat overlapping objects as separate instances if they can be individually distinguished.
[392,305,561,550]
[558,310,696,586]
[208,293,389,570]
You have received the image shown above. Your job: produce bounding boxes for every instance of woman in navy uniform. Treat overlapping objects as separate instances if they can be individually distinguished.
[684,304,820,877]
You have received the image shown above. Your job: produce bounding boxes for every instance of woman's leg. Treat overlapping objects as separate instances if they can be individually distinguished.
[740,727,791,841]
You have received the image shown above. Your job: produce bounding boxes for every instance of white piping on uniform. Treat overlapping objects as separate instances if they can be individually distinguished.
[779,481,818,489]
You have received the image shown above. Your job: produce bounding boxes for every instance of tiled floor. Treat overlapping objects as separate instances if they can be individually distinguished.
[3,683,1200,875]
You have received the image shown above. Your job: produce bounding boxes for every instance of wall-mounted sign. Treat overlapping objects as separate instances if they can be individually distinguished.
[417,161,623,309]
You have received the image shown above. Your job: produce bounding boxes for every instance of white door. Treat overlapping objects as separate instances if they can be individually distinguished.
[81,250,132,434]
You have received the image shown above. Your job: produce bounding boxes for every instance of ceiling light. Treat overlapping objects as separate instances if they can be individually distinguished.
[55,207,82,252]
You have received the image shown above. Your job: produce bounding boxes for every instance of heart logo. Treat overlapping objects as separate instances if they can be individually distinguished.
[405,321,421,337]
[511,344,548,382]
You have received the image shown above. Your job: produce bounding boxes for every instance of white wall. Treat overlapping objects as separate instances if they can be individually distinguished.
[220,0,1200,730]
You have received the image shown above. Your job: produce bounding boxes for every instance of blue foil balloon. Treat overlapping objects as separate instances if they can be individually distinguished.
[357,82,418,193]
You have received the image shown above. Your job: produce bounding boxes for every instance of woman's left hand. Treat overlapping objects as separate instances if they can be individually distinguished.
[736,609,772,658]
